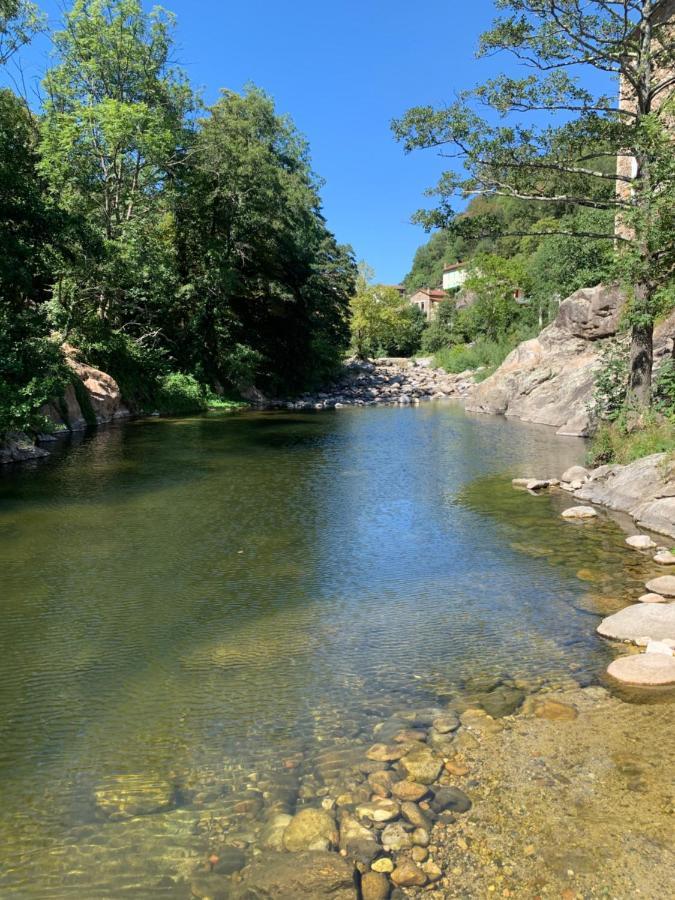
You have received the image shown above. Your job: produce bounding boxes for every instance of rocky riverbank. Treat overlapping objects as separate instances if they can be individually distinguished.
[466,284,675,436]
[0,346,130,465]
[514,463,675,688]
[265,358,475,411]
[90,682,672,900]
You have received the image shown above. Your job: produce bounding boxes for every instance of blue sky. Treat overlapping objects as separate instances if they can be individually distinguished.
[6,1,527,282]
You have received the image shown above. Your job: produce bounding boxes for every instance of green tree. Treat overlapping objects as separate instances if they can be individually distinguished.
[420,298,457,353]
[39,0,193,330]
[350,279,424,358]
[177,87,355,392]
[0,0,43,65]
[394,0,675,411]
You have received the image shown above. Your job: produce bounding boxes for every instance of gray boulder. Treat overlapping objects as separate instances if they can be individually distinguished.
[466,284,624,436]
[597,604,675,644]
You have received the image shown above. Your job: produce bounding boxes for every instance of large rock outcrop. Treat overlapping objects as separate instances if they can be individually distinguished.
[574,453,675,539]
[466,284,625,436]
[41,345,130,432]
[1,346,130,465]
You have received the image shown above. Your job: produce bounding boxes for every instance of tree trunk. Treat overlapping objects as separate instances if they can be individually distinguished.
[626,317,653,412]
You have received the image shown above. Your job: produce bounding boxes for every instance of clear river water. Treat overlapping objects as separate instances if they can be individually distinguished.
[0,404,663,897]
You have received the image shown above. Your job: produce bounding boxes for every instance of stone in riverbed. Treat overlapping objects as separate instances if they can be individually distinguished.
[645,575,675,597]
[360,871,390,900]
[646,639,675,656]
[654,550,675,565]
[391,781,429,802]
[356,798,400,823]
[371,857,394,873]
[562,465,589,484]
[190,874,234,899]
[381,822,412,852]
[94,775,175,819]
[399,748,443,785]
[597,603,675,644]
[562,505,598,519]
[430,786,472,814]
[367,743,409,762]
[626,535,657,550]
[431,714,460,734]
[391,860,428,887]
[400,801,432,830]
[607,653,675,685]
[533,699,578,721]
[282,807,338,852]
[232,851,357,899]
[638,593,667,604]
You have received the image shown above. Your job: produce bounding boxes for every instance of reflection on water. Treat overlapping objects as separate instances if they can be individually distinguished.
[0,404,663,895]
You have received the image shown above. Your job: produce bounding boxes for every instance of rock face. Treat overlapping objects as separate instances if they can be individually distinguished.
[232,851,357,899]
[0,432,50,465]
[466,284,624,436]
[2,345,131,465]
[42,345,130,432]
[597,604,675,644]
[575,454,675,540]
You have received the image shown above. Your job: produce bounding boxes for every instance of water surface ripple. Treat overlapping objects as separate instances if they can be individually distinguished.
[0,404,655,895]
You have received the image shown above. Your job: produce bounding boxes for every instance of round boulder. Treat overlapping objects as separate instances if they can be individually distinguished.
[645,575,675,597]
[597,603,675,644]
[654,550,675,565]
[398,748,443,785]
[282,807,338,852]
[360,871,390,900]
[562,465,589,483]
[638,593,668,604]
[626,535,657,550]
[562,506,598,519]
[607,653,675,686]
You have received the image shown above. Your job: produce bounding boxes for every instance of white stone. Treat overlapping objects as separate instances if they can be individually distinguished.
[598,603,675,644]
[562,506,598,519]
[653,550,675,565]
[638,593,668,604]
[645,575,675,597]
[626,535,657,550]
[562,465,590,483]
[645,640,675,657]
[607,653,675,686]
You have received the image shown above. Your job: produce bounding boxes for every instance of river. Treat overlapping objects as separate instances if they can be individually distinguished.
[0,404,667,896]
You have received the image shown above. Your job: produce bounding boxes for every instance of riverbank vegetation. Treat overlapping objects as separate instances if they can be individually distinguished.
[0,0,356,435]
[393,0,675,459]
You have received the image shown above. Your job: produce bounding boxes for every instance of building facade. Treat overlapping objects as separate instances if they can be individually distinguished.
[409,288,447,320]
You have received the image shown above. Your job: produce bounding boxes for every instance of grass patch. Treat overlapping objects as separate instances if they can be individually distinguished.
[589,416,675,466]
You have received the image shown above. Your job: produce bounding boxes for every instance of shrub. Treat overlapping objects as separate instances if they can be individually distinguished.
[589,416,675,466]
[433,327,535,379]
[155,373,208,415]
[0,307,68,435]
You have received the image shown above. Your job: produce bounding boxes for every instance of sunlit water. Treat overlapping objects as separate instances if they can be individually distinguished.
[0,404,661,896]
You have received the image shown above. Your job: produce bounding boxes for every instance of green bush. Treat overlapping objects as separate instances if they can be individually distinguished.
[432,328,535,379]
[155,373,208,415]
[589,416,675,466]
[0,307,68,435]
